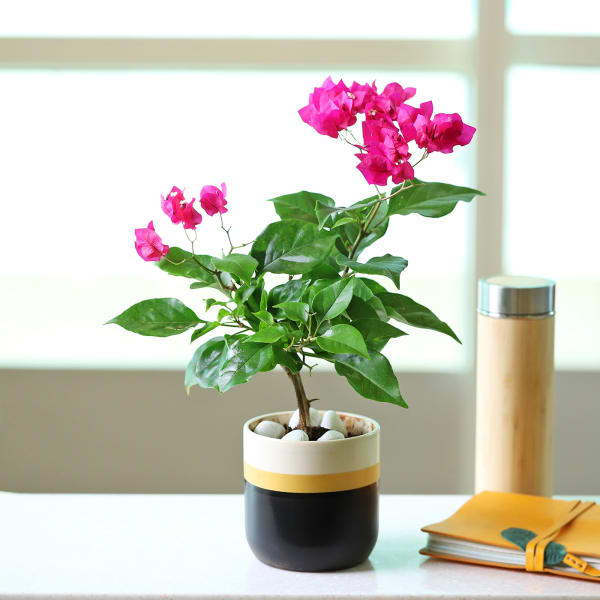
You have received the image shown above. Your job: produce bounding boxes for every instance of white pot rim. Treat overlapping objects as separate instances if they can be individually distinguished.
[244,409,380,445]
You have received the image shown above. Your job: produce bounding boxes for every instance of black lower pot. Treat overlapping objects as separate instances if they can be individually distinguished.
[243,411,380,572]
[245,481,378,571]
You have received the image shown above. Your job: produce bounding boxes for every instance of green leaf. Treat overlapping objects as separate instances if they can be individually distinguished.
[379,292,461,343]
[253,310,275,326]
[251,220,337,275]
[388,179,485,218]
[268,279,311,307]
[337,254,408,289]
[352,279,388,320]
[106,298,201,337]
[358,277,387,296]
[334,350,406,407]
[331,216,356,229]
[206,298,229,310]
[312,277,355,321]
[160,247,232,292]
[248,325,286,344]
[315,201,339,229]
[217,308,230,321]
[219,341,277,392]
[273,347,303,374]
[185,337,228,392]
[300,256,341,279]
[190,321,220,342]
[345,297,380,321]
[351,319,407,351]
[338,216,389,259]
[212,254,258,285]
[316,324,369,358]
[268,191,334,224]
[274,301,309,324]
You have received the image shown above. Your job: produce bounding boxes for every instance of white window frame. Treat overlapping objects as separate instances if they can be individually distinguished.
[0,0,598,372]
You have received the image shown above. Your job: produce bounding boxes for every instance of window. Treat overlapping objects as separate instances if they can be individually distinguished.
[0,0,598,371]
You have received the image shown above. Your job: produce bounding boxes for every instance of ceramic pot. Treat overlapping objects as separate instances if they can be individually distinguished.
[243,410,380,571]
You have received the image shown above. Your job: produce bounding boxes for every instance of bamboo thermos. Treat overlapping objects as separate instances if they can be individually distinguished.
[475,275,556,496]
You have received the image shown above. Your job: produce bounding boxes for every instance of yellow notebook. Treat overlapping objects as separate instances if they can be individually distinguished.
[421,491,600,582]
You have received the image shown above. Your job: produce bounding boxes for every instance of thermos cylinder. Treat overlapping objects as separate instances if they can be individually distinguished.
[475,275,556,496]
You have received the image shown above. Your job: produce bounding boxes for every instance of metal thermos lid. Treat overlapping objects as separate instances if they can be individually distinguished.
[478,275,555,318]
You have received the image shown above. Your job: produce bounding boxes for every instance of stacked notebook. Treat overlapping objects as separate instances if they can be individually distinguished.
[421,491,600,581]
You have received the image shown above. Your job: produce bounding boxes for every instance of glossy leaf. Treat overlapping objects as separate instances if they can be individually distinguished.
[351,319,407,351]
[331,216,356,229]
[190,321,220,342]
[253,310,275,326]
[268,279,311,307]
[379,292,460,343]
[106,298,201,337]
[345,296,380,321]
[274,301,309,324]
[357,277,387,296]
[248,325,286,344]
[185,337,228,392]
[268,191,334,224]
[338,217,389,259]
[315,201,339,229]
[337,254,408,289]
[158,247,219,286]
[219,341,277,392]
[212,254,258,285]
[251,220,337,275]
[352,279,388,320]
[273,347,303,374]
[312,277,355,322]
[334,350,406,407]
[316,324,369,358]
[389,179,484,218]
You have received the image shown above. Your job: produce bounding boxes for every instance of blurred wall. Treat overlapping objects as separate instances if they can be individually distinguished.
[1,369,598,494]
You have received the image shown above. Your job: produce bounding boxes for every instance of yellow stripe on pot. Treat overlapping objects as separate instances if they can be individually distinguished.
[244,462,380,494]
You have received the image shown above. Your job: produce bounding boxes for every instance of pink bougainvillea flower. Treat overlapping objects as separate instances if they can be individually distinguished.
[361,119,410,165]
[348,81,378,114]
[364,94,394,122]
[134,221,169,262]
[414,104,476,154]
[298,76,357,138]
[381,82,416,107]
[161,186,203,229]
[391,160,415,185]
[355,153,395,186]
[355,118,413,186]
[200,182,228,216]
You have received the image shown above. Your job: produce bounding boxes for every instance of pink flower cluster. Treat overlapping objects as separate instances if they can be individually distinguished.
[299,77,476,186]
[134,183,228,261]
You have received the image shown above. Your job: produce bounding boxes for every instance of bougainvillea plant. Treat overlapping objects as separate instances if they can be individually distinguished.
[108,77,483,432]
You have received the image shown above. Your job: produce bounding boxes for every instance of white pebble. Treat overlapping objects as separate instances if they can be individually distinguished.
[288,407,322,429]
[254,420,285,439]
[317,430,345,441]
[281,429,309,441]
[320,410,346,436]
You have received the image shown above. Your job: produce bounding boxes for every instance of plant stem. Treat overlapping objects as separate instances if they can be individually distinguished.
[342,198,383,275]
[284,368,311,432]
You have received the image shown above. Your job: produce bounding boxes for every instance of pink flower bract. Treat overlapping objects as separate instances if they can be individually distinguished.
[298,77,357,138]
[200,182,228,216]
[134,221,169,262]
[161,186,203,229]
[415,107,476,154]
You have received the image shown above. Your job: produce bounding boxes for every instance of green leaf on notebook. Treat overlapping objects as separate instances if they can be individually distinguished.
[501,527,567,566]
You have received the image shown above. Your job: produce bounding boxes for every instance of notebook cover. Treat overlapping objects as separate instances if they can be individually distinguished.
[420,491,600,581]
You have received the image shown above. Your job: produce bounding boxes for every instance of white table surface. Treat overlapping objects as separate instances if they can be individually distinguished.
[2,493,600,600]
